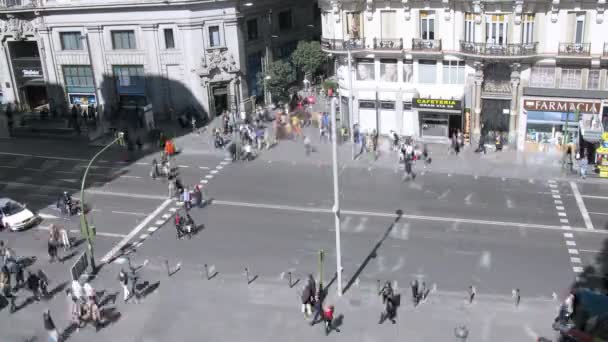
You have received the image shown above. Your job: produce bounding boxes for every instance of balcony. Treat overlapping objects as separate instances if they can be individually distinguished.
[321,38,366,51]
[373,38,403,51]
[459,41,538,57]
[0,0,40,7]
[558,43,591,56]
[411,39,442,52]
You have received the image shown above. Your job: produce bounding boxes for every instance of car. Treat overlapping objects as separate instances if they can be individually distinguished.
[0,197,39,231]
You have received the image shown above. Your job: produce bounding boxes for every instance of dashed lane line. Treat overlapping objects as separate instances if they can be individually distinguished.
[35,224,126,239]
[100,198,173,264]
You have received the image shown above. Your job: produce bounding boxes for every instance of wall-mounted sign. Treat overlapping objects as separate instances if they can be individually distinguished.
[22,69,41,77]
[69,94,96,105]
[523,99,600,114]
[412,98,462,111]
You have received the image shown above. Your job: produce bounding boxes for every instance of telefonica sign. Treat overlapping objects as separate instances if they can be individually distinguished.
[412,98,462,111]
[523,99,600,114]
[22,69,41,77]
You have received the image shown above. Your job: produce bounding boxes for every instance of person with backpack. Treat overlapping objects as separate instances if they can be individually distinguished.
[118,269,130,303]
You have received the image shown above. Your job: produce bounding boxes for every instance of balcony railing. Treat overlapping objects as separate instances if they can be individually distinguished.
[558,42,591,56]
[459,41,538,57]
[604,42,608,57]
[411,39,442,52]
[321,38,366,51]
[0,0,40,7]
[373,38,403,50]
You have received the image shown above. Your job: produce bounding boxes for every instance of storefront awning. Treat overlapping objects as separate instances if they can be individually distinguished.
[416,108,462,114]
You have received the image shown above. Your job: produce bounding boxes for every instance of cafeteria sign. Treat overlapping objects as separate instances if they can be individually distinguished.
[413,98,462,111]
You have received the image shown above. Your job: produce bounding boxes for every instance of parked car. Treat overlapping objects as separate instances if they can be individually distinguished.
[0,198,39,231]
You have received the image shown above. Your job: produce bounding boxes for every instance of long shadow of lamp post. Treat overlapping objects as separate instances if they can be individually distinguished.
[80,131,125,273]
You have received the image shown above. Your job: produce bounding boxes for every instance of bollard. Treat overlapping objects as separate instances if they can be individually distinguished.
[245,267,249,283]
[454,325,469,342]
[513,288,521,307]
[165,259,170,276]
[204,264,209,280]
[288,272,292,287]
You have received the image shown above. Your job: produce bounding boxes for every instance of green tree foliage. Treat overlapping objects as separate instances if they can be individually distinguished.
[257,60,296,104]
[290,41,326,78]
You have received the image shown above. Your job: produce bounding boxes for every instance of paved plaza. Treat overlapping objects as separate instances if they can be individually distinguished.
[0,128,606,341]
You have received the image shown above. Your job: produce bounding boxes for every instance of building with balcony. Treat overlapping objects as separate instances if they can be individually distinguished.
[0,0,319,127]
[319,0,608,154]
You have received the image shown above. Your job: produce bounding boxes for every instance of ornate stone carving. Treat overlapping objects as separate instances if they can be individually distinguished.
[442,0,451,21]
[199,48,239,85]
[365,0,373,21]
[513,0,523,25]
[551,0,559,23]
[331,0,341,23]
[0,17,37,40]
[401,0,411,20]
[472,0,483,24]
[598,0,606,24]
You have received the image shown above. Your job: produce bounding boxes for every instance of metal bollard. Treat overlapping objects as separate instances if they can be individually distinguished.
[165,259,170,276]
[245,267,249,283]
[454,325,469,342]
[204,264,209,280]
[288,271,292,287]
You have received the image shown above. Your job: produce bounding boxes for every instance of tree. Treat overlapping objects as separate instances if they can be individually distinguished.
[257,60,296,104]
[291,41,326,80]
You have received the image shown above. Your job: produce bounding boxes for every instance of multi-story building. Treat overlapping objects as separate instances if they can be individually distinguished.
[0,0,319,126]
[319,0,608,153]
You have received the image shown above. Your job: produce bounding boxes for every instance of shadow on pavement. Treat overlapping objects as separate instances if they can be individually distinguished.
[343,210,403,294]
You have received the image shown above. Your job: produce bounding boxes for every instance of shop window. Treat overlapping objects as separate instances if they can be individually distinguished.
[278,10,293,31]
[247,19,259,41]
[442,60,465,84]
[208,26,221,47]
[418,60,437,84]
[587,70,600,90]
[163,29,175,49]
[380,59,398,82]
[359,101,376,109]
[529,66,555,88]
[60,32,82,50]
[113,65,145,93]
[111,30,136,50]
[380,101,395,110]
[560,68,582,89]
[356,59,375,81]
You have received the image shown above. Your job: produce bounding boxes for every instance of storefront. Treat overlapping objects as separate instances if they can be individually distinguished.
[113,65,147,108]
[63,65,96,107]
[519,96,601,152]
[8,41,47,110]
[413,98,463,138]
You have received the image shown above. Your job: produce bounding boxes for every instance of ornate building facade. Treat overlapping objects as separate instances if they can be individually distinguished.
[0,0,319,123]
[319,0,608,151]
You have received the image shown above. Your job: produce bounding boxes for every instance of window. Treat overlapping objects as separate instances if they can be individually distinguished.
[208,26,221,47]
[530,67,556,88]
[485,14,508,45]
[63,66,93,89]
[403,101,412,110]
[356,59,375,81]
[380,59,398,82]
[164,29,175,49]
[345,12,362,39]
[113,65,145,92]
[464,13,475,43]
[442,60,465,84]
[587,70,600,89]
[60,32,82,50]
[380,11,397,39]
[278,10,293,31]
[521,14,534,44]
[247,19,258,41]
[560,68,582,89]
[111,30,136,50]
[420,11,435,40]
[247,51,263,96]
[273,41,298,60]
[380,101,395,110]
[418,60,437,84]
[403,60,413,83]
[359,101,376,109]
[575,13,585,44]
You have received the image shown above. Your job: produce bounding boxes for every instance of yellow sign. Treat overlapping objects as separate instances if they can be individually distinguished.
[602,132,608,141]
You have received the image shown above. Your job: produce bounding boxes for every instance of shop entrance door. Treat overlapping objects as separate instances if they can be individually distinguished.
[22,85,47,110]
[211,84,228,117]
[420,113,449,137]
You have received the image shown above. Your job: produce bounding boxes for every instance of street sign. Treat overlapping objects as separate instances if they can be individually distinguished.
[71,251,89,281]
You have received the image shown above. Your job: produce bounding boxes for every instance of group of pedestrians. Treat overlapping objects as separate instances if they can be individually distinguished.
[68,279,102,331]
[300,274,340,336]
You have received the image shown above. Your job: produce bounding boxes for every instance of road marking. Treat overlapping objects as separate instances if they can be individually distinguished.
[119,175,142,179]
[200,179,209,183]
[210,170,219,174]
[464,193,473,205]
[506,197,514,209]
[563,232,574,238]
[111,210,147,217]
[86,190,166,200]
[0,151,90,162]
[581,195,608,200]
[553,195,561,199]
[551,189,559,193]
[210,199,606,234]
[178,165,189,168]
[568,249,579,255]
[216,165,223,170]
[588,211,608,216]
[168,208,178,212]
[556,206,565,211]
[554,200,563,205]
[136,162,148,166]
[570,257,581,263]
[565,240,576,246]
[529,179,534,184]
[39,213,60,219]
[205,175,213,179]
[161,214,171,219]
[558,212,567,217]
[437,189,450,200]
[199,166,211,169]
[147,226,159,232]
[549,184,558,188]
[578,249,603,254]
[139,234,149,239]
[35,224,126,238]
[570,182,594,230]
[548,179,556,183]
[154,220,165,225]
[0,165,18,169]
[220,161,230,165]
[100,198,173,263]
[572,266,584,273]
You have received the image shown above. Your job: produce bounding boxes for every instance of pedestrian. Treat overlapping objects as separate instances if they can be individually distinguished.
[300,280,314,318]
[192,185,203,208]
[469,285,476,304]
[118,269,129,303]
[359,132,368,155]
[71,280,83,303]
[304,136,312,156]
[151,159,158,179]
[43,309,60,342]
[83,281,96,303]
[168,179,176,199]
[322,304,339,335]
[379,281,393,304]
[579,149,588,179]
[420,281,427,302]
[26,271,41,301]
[37,270,49,299]
[1,265,15,312]
[411,280,419,306]
[182,187,192,210]
[48,238,59,263]
[403,153,416,181]
[371,129,379,160]
[59,227,70,251]
[380,293,397,324]
[513,288,520,307]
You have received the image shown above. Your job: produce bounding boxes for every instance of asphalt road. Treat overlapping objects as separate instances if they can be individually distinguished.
[0,135,606,341]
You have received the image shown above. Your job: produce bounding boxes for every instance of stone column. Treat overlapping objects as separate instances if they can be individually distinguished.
[472,62,483,144]
[85,26,108,111]
[141,25,162,111]
[508,63,521,144]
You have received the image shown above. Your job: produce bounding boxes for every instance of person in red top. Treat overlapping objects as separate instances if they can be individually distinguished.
[322,305,340,335]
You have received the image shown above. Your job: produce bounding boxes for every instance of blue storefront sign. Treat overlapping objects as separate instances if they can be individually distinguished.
[69,94,96,105]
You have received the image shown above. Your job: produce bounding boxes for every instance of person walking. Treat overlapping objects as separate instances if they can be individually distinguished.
[411,280,419,306]
[304,136,312,156]
[469,285,476,304]
[379,281,393,304]
[168,179,176,199]
[26,271,41,301]
[182,187,192,211]
[322,304,339,335]
[118,269,130,303]
[300,280,314,318]
[48,238,59,263]
[43,309,60,342]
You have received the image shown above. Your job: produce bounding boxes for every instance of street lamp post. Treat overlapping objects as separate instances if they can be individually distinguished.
[80,132,124,273]
[330,96,343,296]
[347,49,355,160]
[264,75,272,107]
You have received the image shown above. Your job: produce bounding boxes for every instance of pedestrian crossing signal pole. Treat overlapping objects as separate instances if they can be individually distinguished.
[330,96,343,296]
[319,249,324,291]
[80,132,125,274]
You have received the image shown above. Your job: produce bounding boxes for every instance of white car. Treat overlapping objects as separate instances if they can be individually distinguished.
[0,198,39,231]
